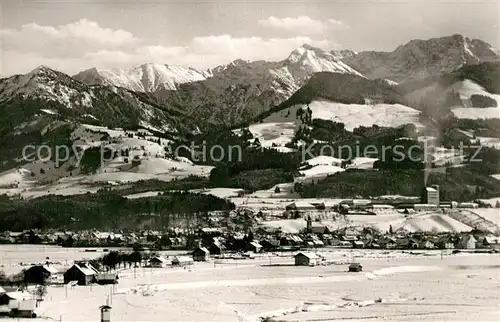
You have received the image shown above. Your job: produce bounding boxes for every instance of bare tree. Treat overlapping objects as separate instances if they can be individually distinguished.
[35,285,47,306]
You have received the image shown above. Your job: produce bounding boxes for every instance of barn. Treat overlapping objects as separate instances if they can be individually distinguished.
[294,252,319,266]
[63,263,98,285]
[192,247,210,261]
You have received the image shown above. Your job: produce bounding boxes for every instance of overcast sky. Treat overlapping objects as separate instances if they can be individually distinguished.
[1,0,498,76]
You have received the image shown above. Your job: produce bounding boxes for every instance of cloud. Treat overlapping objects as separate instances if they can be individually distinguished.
[258,16,347,35]
[1,19,139,65]
[0,20,338,76]
[18,19,137,46]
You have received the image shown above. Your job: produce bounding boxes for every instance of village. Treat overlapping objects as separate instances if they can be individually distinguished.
[0,185,499,319]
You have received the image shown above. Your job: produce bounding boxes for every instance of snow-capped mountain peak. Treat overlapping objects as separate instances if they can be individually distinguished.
[0,65,95,109]
[284,44,364,76]
[74,63,212,92]
[344,34,499,82]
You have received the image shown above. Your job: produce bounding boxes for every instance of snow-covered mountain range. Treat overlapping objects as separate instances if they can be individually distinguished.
[343,34,499,82]
[138,45,365,125]
[74,64,212,92]
[74,44,363,99]
[0,65,200,134]
[1,34,498,131]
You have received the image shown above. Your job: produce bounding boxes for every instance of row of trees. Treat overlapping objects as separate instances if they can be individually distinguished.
[0,190,235,231]
[95,250,144,271]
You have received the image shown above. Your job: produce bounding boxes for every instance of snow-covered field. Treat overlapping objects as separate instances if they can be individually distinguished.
[190,188,244,199]
[479,197,500,207]
[258,100,423,135]
[230,197,345,212]
[0,245,119,274]
[5,246,498,322]
[478,136,500,149]
[451,107,500,120]
[306,101,424,132]
[427,146,466,166]
[294,155,345,183]
[233,122,296,151]
[348,157,378,169]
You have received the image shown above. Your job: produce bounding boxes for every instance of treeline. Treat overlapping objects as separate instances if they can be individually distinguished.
[111,176,213,196]
[173,127,301,191]
[440,117,500,138]
[298,167,500,202]
[470,94,497,108]
[0,191,234,231]
[465,147,500,176]
[209,148,300,191]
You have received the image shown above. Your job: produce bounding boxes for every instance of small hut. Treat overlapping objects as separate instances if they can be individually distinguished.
[171,256,194,267]
[192,247,210,262]
[348,263,362,272]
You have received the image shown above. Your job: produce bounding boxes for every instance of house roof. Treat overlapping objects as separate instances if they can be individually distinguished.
[42,265,60,274]
[371,204,394,209]
[194,247,210,254]
[173,256,193,262]
[426,187,437,192]
[201,228,221,233]
[286,201,316,209]
[295,252,319,259]
[150,256,168,263]
[462,235,477,242]
[249,241,262,248]
[0,287,5,294]
[73,263,97,276]
[289,235,303,243]
[5,291,33,301]
[484,236,500,244]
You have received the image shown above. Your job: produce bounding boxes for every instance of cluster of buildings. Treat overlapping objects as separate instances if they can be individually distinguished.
[281,185,482,214]
[0,261,118,318]
[0,286,36,318]
[2,261,119,288]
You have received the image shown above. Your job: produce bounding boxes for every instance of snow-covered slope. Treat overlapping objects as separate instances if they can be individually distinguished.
[262,100,423,132]
[0,124,212,198]
[403,77,500,120]
[307,101,423,131]
[233,122,296,151]
[74,64,212,92]
[448,79,500,119]
[347,212,474,233]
